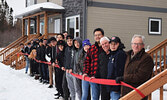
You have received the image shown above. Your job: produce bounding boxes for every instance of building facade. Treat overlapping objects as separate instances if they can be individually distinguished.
[22,0,167,50]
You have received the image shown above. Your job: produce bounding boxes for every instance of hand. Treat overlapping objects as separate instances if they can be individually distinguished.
[68,69,72,73]
[89,76,95,80]
[61,67,66,71]
[82,74,87,80]
[115,77,124,84]
[52,63,55,67]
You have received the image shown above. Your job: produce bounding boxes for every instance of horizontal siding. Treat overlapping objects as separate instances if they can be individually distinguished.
[37,0,62,5]
[93,0,167,8]
[37,0,47,3]
[50,0,62,6]
[87,7,167,50]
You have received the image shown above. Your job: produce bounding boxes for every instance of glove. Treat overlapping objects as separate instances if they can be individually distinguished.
[115,77,124,83]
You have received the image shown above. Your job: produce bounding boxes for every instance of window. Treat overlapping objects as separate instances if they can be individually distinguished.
[149,18,162,35]
[54,19,60,33]
[66,15,80,38]
[26,0,36,7]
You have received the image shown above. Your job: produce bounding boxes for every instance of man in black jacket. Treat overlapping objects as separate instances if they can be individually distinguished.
[98,36,111,100]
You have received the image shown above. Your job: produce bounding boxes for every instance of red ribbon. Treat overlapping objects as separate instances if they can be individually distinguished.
[17,53,145,98]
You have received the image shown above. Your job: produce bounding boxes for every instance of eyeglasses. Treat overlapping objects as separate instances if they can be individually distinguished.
[131,43,143,46]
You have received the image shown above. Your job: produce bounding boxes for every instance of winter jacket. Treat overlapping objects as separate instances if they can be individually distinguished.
[57,47,65,68]
[36,45,46,61]
[107,49,126,92]
[77,48,87,74]
[83,42,103,77]
[121,48,154,96]
[64,45,73,69]
[98,51,111,79]
[24,46,32,57]
[71,37,83,73]
[50,46,59,63]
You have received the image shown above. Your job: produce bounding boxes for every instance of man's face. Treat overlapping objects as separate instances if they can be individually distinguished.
[94,31,103,42]
[51,41,57,46]
[101,40,110,53]
[57,35,63,41]
[74,40,80,49]
[110,42,119,51]
[67,39,73,46]
[131,37,144,55]
[63,33,68,38]
[43,40,47,45]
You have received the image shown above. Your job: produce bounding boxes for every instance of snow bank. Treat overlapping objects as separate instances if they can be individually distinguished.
[0,63,60,100]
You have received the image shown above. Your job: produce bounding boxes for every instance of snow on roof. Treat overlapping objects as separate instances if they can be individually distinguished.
[15,2,65,18]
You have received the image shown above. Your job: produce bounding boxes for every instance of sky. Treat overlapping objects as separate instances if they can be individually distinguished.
[6,0,25,19]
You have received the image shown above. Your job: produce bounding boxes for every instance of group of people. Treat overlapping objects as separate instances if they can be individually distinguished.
[20,28,154,100]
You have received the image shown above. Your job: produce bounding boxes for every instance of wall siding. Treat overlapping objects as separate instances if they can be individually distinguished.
[92,0,167,8]
[87,7,167,50]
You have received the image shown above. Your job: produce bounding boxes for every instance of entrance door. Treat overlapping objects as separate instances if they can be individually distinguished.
[66,15,80,38]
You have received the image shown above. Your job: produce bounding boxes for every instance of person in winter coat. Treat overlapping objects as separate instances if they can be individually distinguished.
[46,38,53,88]
[116,34,154,100]
[83,28,104,100]
[62,35,73,100]
[25,42,32,74]
[66,37,82,100]
[78,39,91,100]
[107,36,126,100]
[98,36,111,100]
[54,40,66,99]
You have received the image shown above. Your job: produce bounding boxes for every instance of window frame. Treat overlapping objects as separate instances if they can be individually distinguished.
[65,15,80,38]
[148,17,162,35]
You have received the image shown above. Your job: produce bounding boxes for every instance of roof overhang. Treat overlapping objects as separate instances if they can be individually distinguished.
[15,2,65,18]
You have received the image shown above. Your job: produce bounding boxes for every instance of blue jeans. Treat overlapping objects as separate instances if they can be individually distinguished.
[90,82,100,100]
[110,91,120,100]
[82,80,90,100]
[25,57,30,73]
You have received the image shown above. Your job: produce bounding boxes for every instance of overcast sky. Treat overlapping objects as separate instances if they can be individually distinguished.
[6,0,25,19]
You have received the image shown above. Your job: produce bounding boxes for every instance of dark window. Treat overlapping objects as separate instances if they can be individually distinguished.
[149,18,162,35]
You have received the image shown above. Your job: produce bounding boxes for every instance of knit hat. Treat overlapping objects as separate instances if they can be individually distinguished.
[66,35,73,40]
[110,36,121,43]
[82,39,91,47]
[57,40,66,46]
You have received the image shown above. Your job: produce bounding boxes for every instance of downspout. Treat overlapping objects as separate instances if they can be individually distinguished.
[83,0,87,39]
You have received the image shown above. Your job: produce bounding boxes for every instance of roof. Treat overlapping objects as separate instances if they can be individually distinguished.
[15,2,65,18]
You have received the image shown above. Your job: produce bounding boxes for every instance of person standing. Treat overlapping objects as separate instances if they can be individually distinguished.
[107,36,126,100]
[62,35,73,100]
[116,34,154,100]
[66,37,83,100]
[98,36,111,100]
[83,28,104,100]
[54,40,66,99]
[79,39,91,100]
[24,42,32,74]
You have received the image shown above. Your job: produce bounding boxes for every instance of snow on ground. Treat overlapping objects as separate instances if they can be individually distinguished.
[0,63,62,100]
[0,62,167,100]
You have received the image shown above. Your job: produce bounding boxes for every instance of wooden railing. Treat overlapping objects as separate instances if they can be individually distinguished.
[0,36,28,63]
[9,35,45,69]
[120,69,167,100]
[120,39,167,100]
